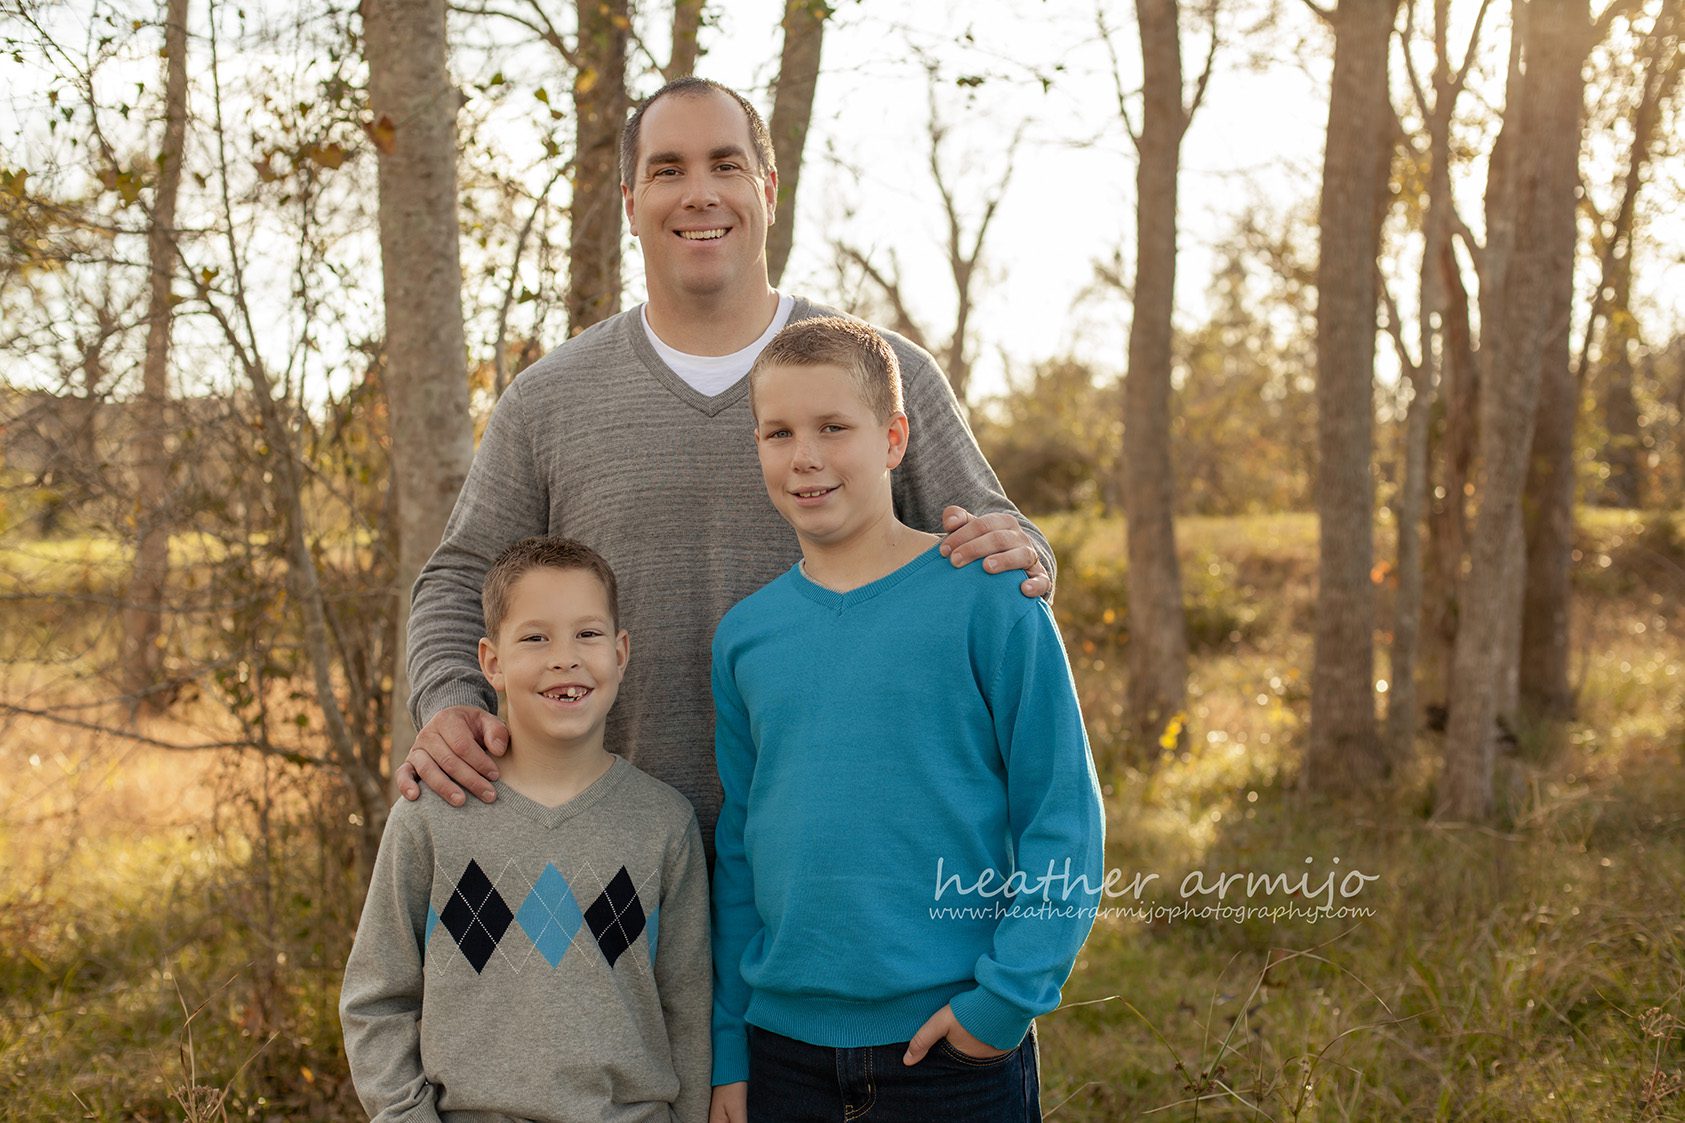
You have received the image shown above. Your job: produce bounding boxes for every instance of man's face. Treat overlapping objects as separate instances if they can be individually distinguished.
[752,362,908,549]
[622,89,777,306]
[478,568,629,755]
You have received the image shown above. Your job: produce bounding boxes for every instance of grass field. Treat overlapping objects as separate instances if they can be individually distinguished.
[2,509,1682,1120]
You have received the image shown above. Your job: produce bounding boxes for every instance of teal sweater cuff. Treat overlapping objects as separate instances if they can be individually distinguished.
[948,987,1035,1052]
[712,1031,749,1087]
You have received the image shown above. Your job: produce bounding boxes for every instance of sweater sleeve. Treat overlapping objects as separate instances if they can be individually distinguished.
[658,811,714,1122]
[708,628,757,1086]
[406,377,550,727]
[946,600,1105,1051]
[339,804,444,1123]
[889,343,1057,594]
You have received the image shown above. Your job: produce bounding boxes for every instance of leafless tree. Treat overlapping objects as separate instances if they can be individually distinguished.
[121,0,190,713]
[837,64,1023,409]
[1440,0,1591,820]
[1304,0,1399,794]
[569,0,630,333]
[1383,0,1493,762]
[363,0,476,779]
[1103,0,1218,751]
[766,0,827,287]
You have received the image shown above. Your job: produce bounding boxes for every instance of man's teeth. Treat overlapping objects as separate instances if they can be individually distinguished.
[797,487,833,497]
[679,229,726,240]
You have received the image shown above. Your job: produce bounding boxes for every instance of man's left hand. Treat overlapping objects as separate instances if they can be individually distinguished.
[941,506,1051,598]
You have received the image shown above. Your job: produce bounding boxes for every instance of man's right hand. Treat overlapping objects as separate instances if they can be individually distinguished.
[709,1083,747,1123]
[396,705,509,805]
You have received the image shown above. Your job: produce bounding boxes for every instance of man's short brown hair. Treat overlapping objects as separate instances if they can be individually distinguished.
[481,537,620,636]
[619,76,776,188]
[748,317,904,423]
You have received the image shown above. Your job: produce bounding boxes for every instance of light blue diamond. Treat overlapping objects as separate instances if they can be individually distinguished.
[517,864,584,967]
[647,906,660,966]
[423,905,439,960]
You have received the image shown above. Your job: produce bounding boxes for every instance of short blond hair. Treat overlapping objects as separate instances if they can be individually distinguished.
[481,536,619,636]
[748,317,903,423]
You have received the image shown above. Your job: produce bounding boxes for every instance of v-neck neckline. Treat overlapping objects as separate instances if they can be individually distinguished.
[491,755,629,831]
[628,296,815,417]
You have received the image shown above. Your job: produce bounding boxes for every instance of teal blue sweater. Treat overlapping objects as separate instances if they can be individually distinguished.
[709,545,1104,1085]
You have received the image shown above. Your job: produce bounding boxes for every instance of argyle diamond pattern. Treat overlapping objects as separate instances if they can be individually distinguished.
[515,863,585,968]
[439,859,514,973]
[584,865,645,968]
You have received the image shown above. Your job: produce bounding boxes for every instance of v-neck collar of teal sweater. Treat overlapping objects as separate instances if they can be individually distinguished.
[787,541,947,613]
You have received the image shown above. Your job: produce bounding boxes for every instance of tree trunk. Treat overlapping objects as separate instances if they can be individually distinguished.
[1518,227,1577,720]
[121,0,189,714]
[1440,0,1587,820]
[766,0,826,287]
[1121,0,1189,753]
[665,0,702,79]
[363,0,476,784]
[1306,0,1397,794]
[1581,1,1679,507]
[568,0,629,334]
[1388,0,1460,763]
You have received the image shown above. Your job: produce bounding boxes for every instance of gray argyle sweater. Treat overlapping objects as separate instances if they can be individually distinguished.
[340,757,711,1123]
[406,297,1053,853]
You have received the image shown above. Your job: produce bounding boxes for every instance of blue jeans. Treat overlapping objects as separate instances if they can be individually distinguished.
[746,1023,1042,1122]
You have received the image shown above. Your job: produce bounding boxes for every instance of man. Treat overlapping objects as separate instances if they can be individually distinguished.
[399,78,1053,852]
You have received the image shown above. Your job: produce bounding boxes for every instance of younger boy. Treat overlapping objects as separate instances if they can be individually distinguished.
[342,537,710,1122]
[708,318,1105,1121]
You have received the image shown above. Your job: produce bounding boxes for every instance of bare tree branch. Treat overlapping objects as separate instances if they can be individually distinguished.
[1379,275,1421,376]
[1098,9,1142,153]
[449,1,579,66]
[1401,0,1434,122]
[1298,0,1334,25]
[495,162,567,397]
[836,244,930,354]
[1185,0,1222,122]
[1451,0,1496,93]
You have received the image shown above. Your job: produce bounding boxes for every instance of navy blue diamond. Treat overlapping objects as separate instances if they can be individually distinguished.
[439,859,513,974]
[584,866,645,968]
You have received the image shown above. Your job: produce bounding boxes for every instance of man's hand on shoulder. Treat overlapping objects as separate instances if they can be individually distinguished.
[396,705,509,806]
[940,506,1051,598]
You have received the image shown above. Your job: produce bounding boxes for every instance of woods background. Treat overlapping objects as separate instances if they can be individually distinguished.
[2,0,1683,1118]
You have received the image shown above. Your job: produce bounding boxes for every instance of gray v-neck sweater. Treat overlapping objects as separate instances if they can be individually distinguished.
[407,297,1053,852]
[341,756,711,1122]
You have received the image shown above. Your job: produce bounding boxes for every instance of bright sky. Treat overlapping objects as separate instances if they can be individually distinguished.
[5,0,1680,407]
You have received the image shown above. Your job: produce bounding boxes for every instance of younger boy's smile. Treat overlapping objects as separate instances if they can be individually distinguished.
[478,567,629,755]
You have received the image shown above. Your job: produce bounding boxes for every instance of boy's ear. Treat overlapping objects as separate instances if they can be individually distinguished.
[477,636,505,693]
[885,411,910,471]
[614,629,631,679]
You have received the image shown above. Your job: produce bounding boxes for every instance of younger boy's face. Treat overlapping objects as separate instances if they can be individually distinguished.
[477,567,629,755]
[752,361,908,549]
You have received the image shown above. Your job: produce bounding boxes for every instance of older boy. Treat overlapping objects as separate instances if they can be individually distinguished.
[708,319,1104,1121]
[342,537,710,1122]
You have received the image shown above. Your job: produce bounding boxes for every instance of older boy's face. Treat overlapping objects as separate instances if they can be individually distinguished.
[752,362,908,549]
[478,568,629,755]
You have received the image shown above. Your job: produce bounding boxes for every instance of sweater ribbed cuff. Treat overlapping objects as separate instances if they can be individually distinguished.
[948,987,1034,1053]
[712,1030,750,1087]
[412,680,497,730]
